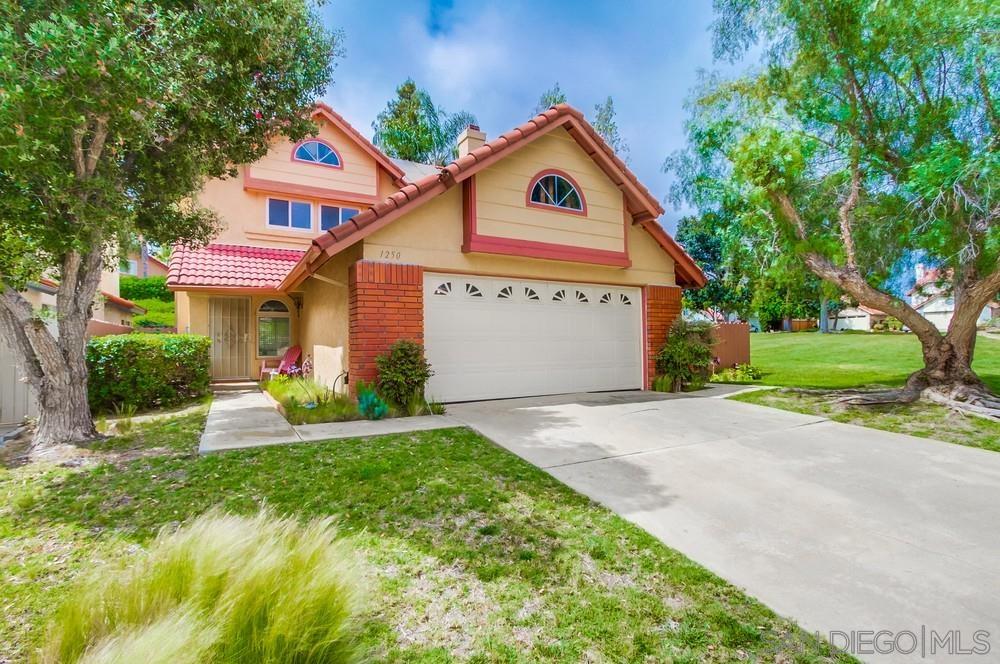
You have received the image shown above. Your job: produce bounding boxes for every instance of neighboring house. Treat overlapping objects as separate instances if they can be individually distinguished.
[120,250,169,278]
[908,264,995,332]
[828,305,886,331]
[29,275,146,329]
[168,103,706,401]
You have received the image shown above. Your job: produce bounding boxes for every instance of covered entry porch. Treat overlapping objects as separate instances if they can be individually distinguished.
[175,291,300,380]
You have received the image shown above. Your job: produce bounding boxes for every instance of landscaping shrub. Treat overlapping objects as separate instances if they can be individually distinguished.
[132,298,176,328]
[40,509,362,664]
[263,376,359,425]
[357,381,388,420]
[119,275,172,302]
[374,340,433,406]
[872,316,903,332]
[654,319,715,392]
[87,334,210,412]
[711,363,763,383]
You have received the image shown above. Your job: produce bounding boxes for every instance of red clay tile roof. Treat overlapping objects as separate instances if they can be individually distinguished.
[102,292,146,315]
[281,104,707,290]
[168,244,305,290]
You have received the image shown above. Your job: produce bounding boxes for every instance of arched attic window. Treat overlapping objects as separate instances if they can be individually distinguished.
[527,170,586,215]
[292,139,342,168]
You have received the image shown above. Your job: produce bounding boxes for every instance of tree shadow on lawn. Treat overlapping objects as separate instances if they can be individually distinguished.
[9,426,850,662]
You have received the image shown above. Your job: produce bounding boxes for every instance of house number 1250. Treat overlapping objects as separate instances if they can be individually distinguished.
[379,249,401,260]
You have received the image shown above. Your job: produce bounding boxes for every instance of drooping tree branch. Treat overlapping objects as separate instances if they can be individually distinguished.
[771,190,944,345]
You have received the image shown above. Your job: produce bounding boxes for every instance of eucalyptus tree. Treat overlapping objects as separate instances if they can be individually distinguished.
[372,79,476,165]
[534,82,567,115]
[592,96,630,161]
[0,0,339,447]
[670,0,999,416]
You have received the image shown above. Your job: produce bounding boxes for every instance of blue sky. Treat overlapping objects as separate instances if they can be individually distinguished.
[318,1,735,233]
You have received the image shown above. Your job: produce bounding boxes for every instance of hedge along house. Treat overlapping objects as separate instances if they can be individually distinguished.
[169,103,705,400]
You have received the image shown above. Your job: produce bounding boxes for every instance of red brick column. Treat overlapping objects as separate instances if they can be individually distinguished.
[644,285,682,388]
[348,261,423,390]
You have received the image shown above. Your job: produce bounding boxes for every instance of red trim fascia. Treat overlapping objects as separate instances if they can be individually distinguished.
[462,175,477,252]
[525,168,588,217]
[465,233,631,268]
[636,218,708,288]
[290,138,344,170]
[243,168,378,205]
[563,120,660,218]
[168,284,283,293]
[641,286,649,389]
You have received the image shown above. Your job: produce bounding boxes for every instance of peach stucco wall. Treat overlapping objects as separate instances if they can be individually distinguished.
[248,120,378,197]
[295,244,360,392]
[361,186,677,287]
[196,118,384,250]
[473,127,626,254]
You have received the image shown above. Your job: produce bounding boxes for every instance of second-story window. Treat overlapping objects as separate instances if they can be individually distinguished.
[527,170,586,214]
[293,140,342,168]
[268,198,312,231]
[320,205,360,231]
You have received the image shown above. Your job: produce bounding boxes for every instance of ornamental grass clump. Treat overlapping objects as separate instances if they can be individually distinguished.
[41,509,363,664]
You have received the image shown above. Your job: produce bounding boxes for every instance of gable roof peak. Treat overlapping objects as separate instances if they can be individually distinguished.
[309,102,407,184]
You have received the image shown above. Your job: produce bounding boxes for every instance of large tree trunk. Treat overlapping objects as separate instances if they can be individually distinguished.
[0,248,103,450]
[33,347,97,447]
[772,189,999,416]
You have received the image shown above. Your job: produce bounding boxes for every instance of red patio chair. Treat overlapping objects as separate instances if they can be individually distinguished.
[259,345,302,381]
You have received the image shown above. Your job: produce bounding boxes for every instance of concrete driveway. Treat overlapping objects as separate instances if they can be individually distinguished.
[449,387,1000,663]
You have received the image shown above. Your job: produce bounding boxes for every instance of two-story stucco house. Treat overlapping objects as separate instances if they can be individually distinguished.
[168,103,705,401]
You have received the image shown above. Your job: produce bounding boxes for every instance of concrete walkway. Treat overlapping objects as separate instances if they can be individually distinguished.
[449,389,1000,663]
[199,390,458,453]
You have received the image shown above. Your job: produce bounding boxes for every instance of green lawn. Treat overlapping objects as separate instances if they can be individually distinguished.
[750,332,1000,392]
[731,389,1000,452]
[729,333,1000,450]
[1,406,851,663]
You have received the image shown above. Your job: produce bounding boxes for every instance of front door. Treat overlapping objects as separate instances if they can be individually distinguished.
[209,297,250,379]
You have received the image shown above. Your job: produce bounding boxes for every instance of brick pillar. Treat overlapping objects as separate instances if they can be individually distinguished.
[348,261,424,390]
[644,285,682,389]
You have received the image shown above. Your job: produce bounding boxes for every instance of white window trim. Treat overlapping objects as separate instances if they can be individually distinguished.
[266,197,315,233]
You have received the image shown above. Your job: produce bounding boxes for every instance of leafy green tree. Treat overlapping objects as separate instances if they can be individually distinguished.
[0,0,338,448]
[675,214,752,319]
[670,0,999,413]
[533,82,567,114]
[372,79,476,165]
[591,96,630,161]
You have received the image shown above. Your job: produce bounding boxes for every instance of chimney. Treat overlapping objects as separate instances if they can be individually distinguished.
[457,124,486,157]
[915,262,925,281]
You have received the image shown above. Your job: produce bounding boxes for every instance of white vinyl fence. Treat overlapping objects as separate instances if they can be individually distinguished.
[1,338,37,425]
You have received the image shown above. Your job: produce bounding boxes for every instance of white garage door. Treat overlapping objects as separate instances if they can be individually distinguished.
[424,273,643,402]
